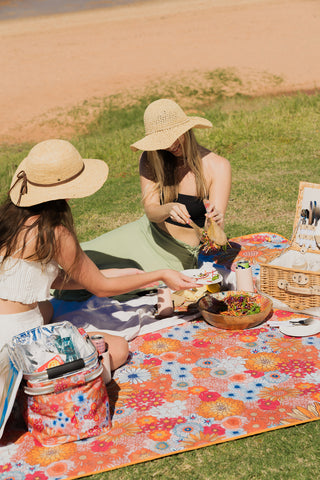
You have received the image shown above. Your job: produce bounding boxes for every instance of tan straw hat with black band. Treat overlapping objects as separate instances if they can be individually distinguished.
[130,98,212,152]
[9,139,109,207]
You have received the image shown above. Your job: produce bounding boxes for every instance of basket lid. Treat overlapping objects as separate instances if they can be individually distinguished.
[291,181,320,254]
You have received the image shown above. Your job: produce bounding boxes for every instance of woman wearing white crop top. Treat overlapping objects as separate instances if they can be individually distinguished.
[0,139,199,369]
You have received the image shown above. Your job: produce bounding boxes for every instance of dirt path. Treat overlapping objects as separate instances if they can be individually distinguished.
[0,0,319,143]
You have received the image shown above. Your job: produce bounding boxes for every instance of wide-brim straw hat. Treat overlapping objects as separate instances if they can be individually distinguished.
[130,98,212,152]
[9,139,109,207]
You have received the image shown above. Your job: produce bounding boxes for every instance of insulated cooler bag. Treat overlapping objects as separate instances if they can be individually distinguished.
[7,321,111,447]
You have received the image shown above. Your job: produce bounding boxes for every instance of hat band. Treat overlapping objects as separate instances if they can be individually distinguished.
[9,164,85,206]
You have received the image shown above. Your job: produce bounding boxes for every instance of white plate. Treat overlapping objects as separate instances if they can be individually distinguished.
[279,318,320,337]
[182,269,223,285]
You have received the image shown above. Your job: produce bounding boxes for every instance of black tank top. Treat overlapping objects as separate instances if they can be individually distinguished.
[164,193,206,229]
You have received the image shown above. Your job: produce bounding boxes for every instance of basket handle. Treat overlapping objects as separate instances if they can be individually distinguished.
[278,279,320,296]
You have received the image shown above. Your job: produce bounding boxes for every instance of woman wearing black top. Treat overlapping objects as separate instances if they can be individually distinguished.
[79,99,231,275]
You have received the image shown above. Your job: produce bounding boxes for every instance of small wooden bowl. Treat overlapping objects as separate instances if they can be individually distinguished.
[198,291,272,330]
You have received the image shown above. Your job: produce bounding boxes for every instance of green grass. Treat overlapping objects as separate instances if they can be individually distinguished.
[1,75,320,479]
[84,420,320,480]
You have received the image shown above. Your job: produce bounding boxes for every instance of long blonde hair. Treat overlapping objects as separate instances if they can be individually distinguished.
[144,129,207,204]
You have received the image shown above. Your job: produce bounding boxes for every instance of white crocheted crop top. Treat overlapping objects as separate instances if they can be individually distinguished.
[0,256,59,304]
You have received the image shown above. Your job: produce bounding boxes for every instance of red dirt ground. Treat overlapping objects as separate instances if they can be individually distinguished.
[0,0,319,143]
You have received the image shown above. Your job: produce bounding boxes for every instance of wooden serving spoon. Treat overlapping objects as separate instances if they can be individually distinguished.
[188,217,228,247]
[205,217,228,246]
[202,199,228,247]
[188,219,204,240]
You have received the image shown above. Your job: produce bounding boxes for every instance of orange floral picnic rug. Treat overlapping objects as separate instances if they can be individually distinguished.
[1,233,320,480]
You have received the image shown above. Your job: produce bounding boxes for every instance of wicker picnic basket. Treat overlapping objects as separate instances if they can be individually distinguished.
[259,182,320,311]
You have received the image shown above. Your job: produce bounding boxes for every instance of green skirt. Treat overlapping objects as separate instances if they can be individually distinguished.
[54,215,199,301]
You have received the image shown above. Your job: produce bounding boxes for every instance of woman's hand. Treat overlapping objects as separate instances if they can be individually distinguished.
[161,270,200,291]
[167,202,191,225]
[203,200,225,227]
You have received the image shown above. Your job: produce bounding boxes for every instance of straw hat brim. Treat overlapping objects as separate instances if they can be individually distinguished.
[10,158,109,207]
[130,116,212,152]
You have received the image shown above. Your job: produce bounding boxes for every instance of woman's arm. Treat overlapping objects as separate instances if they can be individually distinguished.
[51,268,145,290]
[203,152,232,228]
[139,153,191,225]
[52,226,199,296]
[51,268,83,290]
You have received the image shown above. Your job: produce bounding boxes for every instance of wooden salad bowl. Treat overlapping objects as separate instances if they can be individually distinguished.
[197,291,273,330]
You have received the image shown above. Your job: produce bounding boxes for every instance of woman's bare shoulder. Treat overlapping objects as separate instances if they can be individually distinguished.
[54,225,75,245]
[200,147,231,171]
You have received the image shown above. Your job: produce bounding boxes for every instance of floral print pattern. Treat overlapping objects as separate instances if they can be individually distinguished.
[24,373,111,447]
[1,233,320,480]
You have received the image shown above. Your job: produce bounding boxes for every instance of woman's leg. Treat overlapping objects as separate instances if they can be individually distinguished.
[89,331,129,371]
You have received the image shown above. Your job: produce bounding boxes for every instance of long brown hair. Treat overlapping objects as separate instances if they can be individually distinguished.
[143,129,207,204]
[0,199,81,270]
